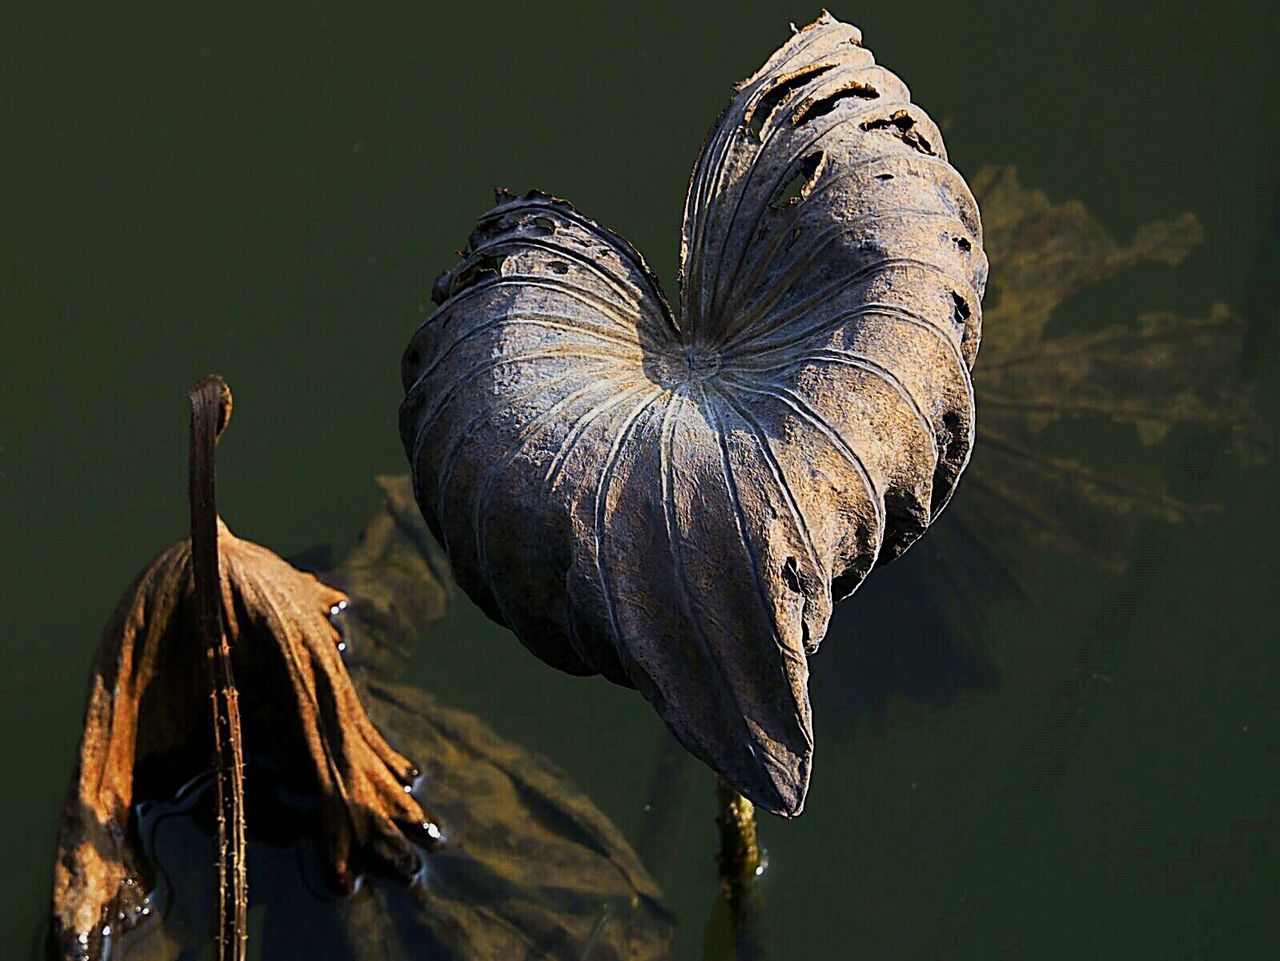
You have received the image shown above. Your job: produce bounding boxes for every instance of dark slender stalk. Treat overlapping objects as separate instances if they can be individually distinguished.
[188,376,247,961]
[716,778,766,960]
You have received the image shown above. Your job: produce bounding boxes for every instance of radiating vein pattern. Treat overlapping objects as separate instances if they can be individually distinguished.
[400,14,986,814]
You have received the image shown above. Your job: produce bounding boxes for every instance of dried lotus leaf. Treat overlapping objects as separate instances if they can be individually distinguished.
[50,382,441,961]
[49,523,439,961]
[400,14,986,815]
[104,478,674,961]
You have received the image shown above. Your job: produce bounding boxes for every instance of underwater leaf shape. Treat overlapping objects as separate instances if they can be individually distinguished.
[400,14,986,815]
[335,480,671,961]
[971,164,1202,358]
[339,681,672,961]
[332,481,671,960]
[325,474,454,684]
[953,167,1260,571]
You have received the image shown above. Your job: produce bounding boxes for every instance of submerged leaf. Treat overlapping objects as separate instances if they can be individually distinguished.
[400,14,987,814]
[326,474,454,683]
[952,166,1260,570]
[339,681,670,961]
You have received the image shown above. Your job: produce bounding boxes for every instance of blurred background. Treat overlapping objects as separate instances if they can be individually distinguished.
[3,2,1277,958]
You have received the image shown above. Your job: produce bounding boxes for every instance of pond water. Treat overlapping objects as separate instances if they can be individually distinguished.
[3,3,1278,959]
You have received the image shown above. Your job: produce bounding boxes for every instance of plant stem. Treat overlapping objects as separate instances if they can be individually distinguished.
[188,376,247,961]
[715,778,766,959]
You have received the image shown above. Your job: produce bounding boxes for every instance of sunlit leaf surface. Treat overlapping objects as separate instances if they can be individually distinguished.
[400,13,987,815]
[53,477,673,961]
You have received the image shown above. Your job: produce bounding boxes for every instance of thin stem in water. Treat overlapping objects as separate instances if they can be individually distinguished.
[187,375,248,961]
[716,778,767,960]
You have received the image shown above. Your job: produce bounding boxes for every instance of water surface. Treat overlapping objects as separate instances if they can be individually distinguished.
[3,3,1278,958]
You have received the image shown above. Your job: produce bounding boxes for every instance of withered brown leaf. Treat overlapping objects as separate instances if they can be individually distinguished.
[50,403,439,961]
[51,464,672,961]
[108,475,674,961]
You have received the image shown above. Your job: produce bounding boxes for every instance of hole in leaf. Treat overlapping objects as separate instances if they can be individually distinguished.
[771,152,823,208]
[876,173,894,181]
[883,487,928,548]
[860,110,936,156]
[746,64,835,137]
[794,82,879,123]
[533,216,557,234]
[951,291,971,327]
[548,260,569,274]
[444,253,507,298]
[781,556,803,593]
[954,235,972,252]
[939,409,965,462]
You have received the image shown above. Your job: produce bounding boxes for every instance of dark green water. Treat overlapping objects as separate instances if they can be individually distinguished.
[4,3,1278,958]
